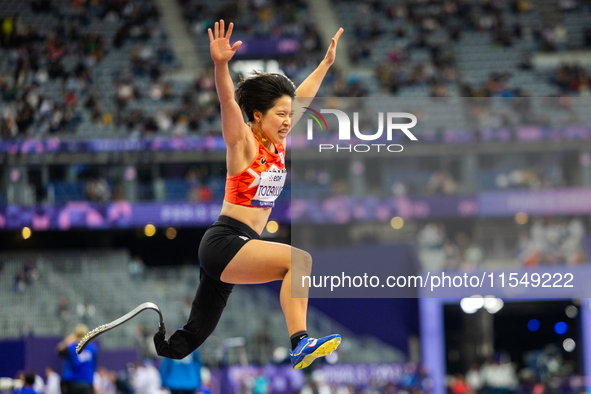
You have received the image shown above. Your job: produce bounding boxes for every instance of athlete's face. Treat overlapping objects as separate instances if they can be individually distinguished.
[260,95,293,145]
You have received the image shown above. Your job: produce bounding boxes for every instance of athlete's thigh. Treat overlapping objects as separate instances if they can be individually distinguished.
[220,239,306,284]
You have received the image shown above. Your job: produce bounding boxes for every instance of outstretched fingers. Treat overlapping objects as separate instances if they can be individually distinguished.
[209,20,235,42]
[226,22,234,40]
[208,20,241,62]
[332,27,344,46]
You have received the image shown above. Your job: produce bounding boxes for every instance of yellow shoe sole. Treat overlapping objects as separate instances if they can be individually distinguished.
[293,337,342,369]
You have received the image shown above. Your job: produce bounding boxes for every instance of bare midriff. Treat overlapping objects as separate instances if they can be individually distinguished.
[220,199,272,235]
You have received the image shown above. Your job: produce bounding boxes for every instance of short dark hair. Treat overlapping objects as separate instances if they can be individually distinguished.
[235,72,296,122]
[24,372,36,386]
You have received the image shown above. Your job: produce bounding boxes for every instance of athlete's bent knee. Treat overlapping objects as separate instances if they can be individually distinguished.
[293,250,313,275]
[154,269,234,359]
[153,329,197,359]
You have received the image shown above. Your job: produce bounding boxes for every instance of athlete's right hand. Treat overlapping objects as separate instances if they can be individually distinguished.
[208,20,242,65]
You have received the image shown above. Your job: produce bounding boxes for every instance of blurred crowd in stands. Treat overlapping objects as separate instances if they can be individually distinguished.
[55,295,97,336]
[114,73,222,137]
[13,261,38,293]
[0,0,364,140]
[0,154,578,204]
[365,0,459,95]
[0,0,589,206]
[492,167,564,190]
[517,217,586,266]
[448,346,582,394]
[8,162,220,205]
[0,13,92,138]
[417,222,484,272]
[390,170,458,197]
[178,0,310,41]
[552,63,590,96]
[1,0,591,141]
[176,0,367,99]
[8,357,205,394]
[449,360,518,394]
[7,359,435,394]
[0,0,181,139]
[370,0,591,98]
[416,217,587,270]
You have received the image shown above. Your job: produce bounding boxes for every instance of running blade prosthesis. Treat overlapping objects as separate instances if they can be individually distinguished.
[76,302,165,354]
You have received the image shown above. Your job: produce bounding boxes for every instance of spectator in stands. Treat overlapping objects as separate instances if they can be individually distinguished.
[552,63,591,95]
[128,255,145,282]
[115,79,138,108]
[464,242,484,268]
[14,372,39,394]
[85,176,111,202]
[44,367,61,394]
[57,295,71,337]
[481,358,518,393]
[450,374,472,394]
[444,239,463,269]
[189,183,213,202]
[495,166,564,190]
[171,115,189,136]
[466,364,484,394]
[134,325,157,360]
[518,217,586,266]
[24,261,39,284]
[159,350,202,394]
[132,360,161,394]
[426,170,458,195]
[431,82,450,97]
[84,91,102,124]
[34,371,46,394]
[417,222,446,271]
[299,372,331,394]
[185,165,214,202]
[56,324,97,394]
[93,367,115,394]
[14,268,27,293]
[75,301,95,326]
[391,180,409,196]
[418,222,486,269]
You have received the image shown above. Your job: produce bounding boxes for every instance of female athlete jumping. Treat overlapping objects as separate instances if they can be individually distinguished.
[154,20,344,369]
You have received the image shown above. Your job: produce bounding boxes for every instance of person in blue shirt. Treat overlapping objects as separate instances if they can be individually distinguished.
[56,324,98,394]
[13,372,39,394]
[160,350,202,394]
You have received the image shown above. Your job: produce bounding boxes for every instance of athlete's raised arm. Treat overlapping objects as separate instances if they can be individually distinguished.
[208,20,246,146]
[292,28,344,126]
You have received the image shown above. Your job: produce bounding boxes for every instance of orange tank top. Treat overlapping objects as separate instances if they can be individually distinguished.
[224,135,287,208]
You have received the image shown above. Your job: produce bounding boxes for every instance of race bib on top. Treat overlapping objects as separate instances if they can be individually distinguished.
[252,171,287,207]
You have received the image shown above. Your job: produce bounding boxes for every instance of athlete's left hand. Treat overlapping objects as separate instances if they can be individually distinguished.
[323,28,344,67]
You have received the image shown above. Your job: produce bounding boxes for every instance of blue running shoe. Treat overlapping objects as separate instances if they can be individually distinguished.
[289,334,341,369]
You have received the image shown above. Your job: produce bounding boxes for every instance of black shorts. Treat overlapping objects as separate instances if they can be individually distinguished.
[198,215,260,281]
[61,382,94,394]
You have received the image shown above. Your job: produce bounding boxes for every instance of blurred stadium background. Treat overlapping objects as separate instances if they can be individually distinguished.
[1,0,591,393]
